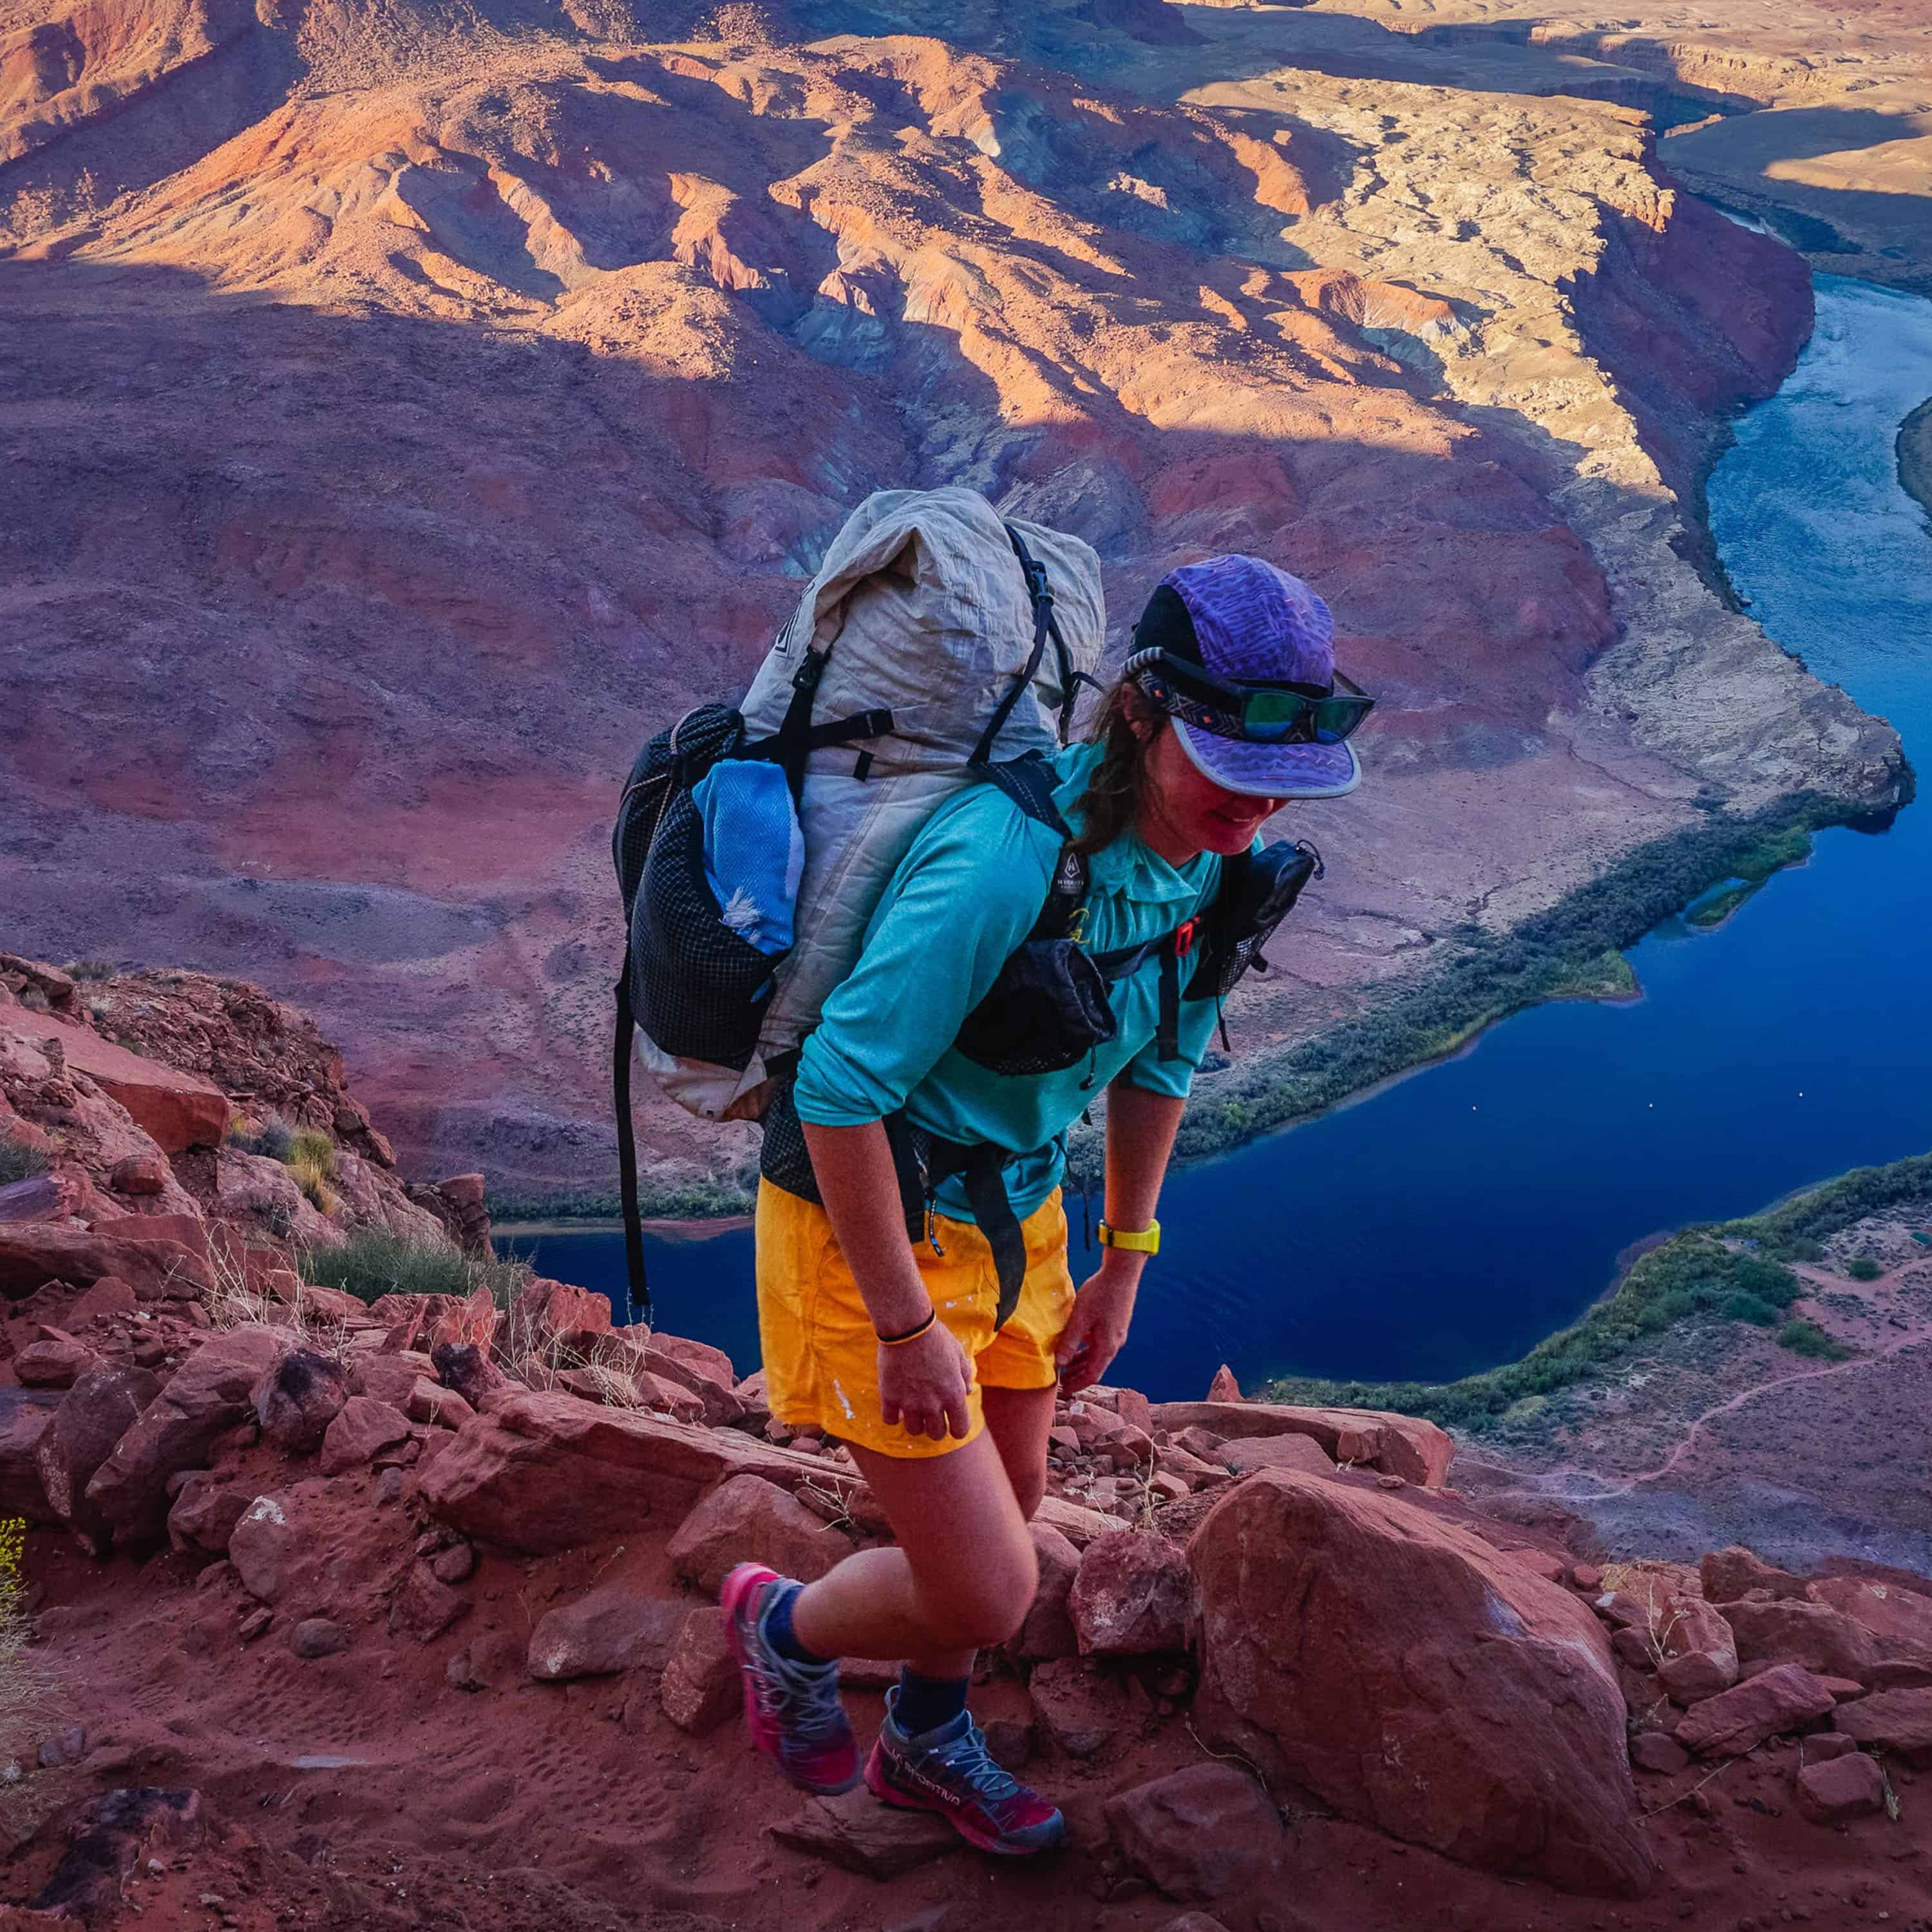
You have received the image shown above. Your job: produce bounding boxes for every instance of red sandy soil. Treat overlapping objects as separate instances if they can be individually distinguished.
[10,1437,1932,1932]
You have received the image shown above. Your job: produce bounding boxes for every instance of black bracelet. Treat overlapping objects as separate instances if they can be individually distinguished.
[876,1307,936,1347]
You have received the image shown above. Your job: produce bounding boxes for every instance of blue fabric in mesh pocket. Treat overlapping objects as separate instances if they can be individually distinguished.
[691,761,803,957]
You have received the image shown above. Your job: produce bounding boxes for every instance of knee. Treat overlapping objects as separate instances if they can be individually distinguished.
[919,1537,1039,1651]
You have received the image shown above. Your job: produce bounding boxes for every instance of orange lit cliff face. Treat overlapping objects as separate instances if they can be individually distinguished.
[0,1,1900,1197]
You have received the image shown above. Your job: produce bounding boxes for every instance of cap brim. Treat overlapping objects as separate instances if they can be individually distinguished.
[1173,719,1361,799]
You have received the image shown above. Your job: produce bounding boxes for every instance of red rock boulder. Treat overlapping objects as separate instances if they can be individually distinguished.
[1104,1763,1284,1903]
[1673,1663,1837,1757]
[667,1473,848,1595]
[0,1225,211,1303]
[14,1332,99,1391]
[527,1589,687,1680]
[1217,1433,1332,1479]
[1068,1530,1195,1657]
[1834,1686,1932,1767]
[32,1377,154,1546]
[1700,1546,1808,1604]
[660,1607,738,1735]
[416,1389,839,1555]
[1720,1598,1884,1682]
[1012,1520,1082,1664]
[1795,1751,1885,1823]
[319,1396,413,1475]
[1808,1576,1932,1660]
[252,1349,351,1455]
[82,1326,286,1542]
[1189,1469,1651,1897]
[1150,1400,1452,1488]
[0,1010,227,1153]
[0,1386,62,1526]
[1654,1596,1739,1705]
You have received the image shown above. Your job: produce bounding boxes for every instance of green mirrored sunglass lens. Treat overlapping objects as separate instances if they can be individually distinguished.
[1311,697,1372,743]
[1242,691,1304,728]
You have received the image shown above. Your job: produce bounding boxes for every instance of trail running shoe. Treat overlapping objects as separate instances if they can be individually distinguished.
[865,1687,1066,1855]
[720,1562,860,1796]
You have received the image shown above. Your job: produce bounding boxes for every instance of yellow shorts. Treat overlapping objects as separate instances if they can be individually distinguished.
[755,1179,1077,1461]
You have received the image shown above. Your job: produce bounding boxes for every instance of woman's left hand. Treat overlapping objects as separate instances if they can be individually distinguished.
[1054,1258,1142,1395]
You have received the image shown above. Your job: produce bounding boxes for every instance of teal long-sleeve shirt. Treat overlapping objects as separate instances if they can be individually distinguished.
[792,739,1231,1225]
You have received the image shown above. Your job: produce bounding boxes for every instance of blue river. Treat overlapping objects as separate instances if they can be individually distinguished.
[504,272,1932,1403]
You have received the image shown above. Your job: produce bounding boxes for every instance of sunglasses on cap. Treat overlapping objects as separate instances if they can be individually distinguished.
[1123,646,1376,746]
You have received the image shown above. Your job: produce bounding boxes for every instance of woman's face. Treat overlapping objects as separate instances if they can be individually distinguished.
[1135,717,1284,860]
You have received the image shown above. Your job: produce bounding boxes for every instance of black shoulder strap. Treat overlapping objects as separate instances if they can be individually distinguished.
[971,524,1091,768]
[1028,843,1089,943]
[612,952,648,1327]
[971,752,1087,943]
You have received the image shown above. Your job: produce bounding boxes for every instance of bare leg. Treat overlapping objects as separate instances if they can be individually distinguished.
[979,1384,1057,1523]
[790,1430,1037,1678]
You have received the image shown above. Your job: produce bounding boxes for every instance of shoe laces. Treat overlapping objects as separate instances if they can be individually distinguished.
[745,1591,846,1745]
[927,1719,1022,1803]
[766,1656,848,1745]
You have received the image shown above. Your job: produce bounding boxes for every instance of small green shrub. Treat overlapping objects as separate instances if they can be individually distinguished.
[1777,1320,1851,1361]
[1730,1256,1802,1308]
[0,1137,51,1188]
[1721,1291,1779,1327]
[300,1227,531,1310]
[1846,1256,1882,1282]
[62,958,115,982]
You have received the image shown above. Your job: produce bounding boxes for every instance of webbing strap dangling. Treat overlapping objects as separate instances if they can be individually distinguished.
[612,954,649,1327]
[972,525,1081,767]
[1156,942,1182,1063]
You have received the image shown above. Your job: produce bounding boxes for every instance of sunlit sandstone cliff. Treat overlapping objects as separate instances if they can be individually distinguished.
[0,0,1906,1201]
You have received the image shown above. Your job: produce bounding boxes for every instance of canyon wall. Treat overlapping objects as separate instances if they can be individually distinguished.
[0,0,1906,1203]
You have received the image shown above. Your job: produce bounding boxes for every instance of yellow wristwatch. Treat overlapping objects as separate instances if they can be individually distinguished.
[1097,1218,1160,1256]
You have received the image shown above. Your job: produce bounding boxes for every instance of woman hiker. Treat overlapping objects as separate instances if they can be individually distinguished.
[722,554,1372,1855]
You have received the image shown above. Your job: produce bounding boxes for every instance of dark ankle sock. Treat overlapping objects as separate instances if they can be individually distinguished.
[895,1668,971,1738]
[765,1583,832,1668]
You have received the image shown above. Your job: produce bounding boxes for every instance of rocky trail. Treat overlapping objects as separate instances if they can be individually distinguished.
[1,952,1931,1927]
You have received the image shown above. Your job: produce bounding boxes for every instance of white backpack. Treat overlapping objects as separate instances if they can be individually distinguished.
[609,488,1104,1315]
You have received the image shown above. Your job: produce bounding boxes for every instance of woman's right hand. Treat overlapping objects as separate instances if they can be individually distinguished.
[878,1321,974,1441]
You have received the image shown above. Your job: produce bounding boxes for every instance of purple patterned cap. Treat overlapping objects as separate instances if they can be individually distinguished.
[1157,554,1361,800]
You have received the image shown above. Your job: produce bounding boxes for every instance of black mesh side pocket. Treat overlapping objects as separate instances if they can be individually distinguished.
[954,939,1117,1077]
[630,783,788,1071]
[613,705,744,918]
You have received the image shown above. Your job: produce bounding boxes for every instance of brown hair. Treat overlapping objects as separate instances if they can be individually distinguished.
[1068,679,1160,856]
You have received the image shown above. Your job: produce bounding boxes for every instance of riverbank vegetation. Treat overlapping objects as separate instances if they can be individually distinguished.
[1261,1150,1929,1426]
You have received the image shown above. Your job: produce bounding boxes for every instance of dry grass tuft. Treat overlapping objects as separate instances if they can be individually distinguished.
[0,1137,51,1188]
